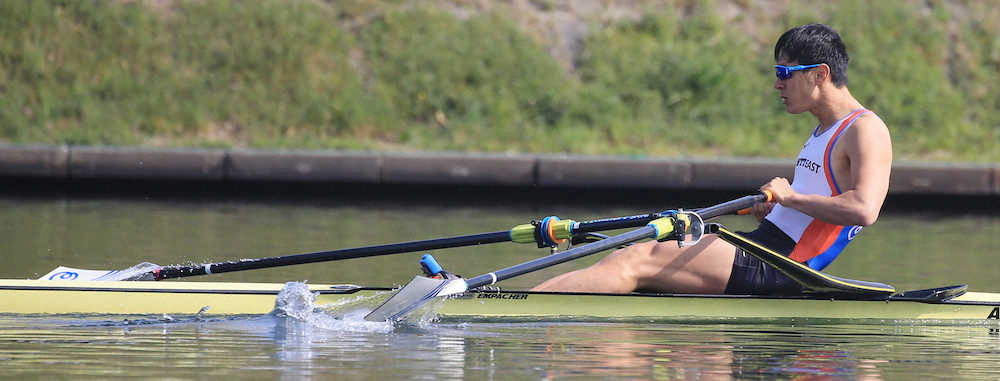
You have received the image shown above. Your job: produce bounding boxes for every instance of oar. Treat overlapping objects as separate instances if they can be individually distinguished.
[364,192,771,322]
[364,216,684,322]
[42,192,771,282]
[154,209,690,280]
[44,218,650,281]
[37,208,704,281]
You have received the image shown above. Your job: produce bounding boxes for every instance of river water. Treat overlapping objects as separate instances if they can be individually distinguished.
[2,196,999,379]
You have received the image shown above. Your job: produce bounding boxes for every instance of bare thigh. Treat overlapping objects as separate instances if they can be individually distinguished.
[599,234,737,294]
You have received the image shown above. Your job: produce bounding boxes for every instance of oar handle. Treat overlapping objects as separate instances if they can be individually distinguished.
[736,190,774,216]
[699,190,773,220]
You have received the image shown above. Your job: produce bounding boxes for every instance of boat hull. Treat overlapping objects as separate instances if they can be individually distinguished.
[3,280,999,323]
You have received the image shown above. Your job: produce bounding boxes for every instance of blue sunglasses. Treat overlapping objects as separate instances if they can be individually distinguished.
[775,64,821,80]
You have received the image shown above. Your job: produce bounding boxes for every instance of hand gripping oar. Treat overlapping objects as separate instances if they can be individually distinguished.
[364,192,771,322]
[41,192,771,282]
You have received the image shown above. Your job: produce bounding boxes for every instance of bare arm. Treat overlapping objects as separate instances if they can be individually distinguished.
[762,115,892,226]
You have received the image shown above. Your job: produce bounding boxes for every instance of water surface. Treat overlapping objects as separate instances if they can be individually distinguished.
[3,312,1000,380]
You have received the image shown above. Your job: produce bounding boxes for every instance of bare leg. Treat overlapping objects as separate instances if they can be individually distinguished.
[531,235,737,294]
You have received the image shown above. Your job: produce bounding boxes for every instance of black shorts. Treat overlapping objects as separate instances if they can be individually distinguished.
[723,220,803,295]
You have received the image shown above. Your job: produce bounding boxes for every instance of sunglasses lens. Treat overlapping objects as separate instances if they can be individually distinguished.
[775,68,787,80]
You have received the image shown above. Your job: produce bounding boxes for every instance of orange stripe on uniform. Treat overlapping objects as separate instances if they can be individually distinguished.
[788,220,842,263]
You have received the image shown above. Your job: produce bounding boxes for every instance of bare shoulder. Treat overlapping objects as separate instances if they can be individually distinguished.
[843,111,892,154]
[854,112,890,138]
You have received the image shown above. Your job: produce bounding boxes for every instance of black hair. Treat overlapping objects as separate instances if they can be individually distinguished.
[774,24,849,87]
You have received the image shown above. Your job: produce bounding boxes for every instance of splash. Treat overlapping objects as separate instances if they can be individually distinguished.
[396,297,448,328]
[272,282,394,333]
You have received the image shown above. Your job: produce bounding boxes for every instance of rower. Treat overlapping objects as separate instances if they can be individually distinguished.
[531,23,892,296]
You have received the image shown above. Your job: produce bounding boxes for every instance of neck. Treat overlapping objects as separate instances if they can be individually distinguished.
[810,85,863,132]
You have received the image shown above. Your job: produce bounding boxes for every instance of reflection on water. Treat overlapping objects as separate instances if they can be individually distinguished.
[3,308,1000,380]
[6,314,1000,379]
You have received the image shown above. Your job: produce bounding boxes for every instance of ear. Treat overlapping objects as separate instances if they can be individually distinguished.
[815,63,831,84]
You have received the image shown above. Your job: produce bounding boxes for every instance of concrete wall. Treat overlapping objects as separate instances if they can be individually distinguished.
[1,144,997,196]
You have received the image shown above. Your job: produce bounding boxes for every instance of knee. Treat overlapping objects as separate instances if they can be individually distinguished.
[593,241,658,275]
[602,240,688,277]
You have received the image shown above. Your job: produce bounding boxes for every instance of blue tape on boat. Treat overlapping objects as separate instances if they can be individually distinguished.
[420,254,444,276]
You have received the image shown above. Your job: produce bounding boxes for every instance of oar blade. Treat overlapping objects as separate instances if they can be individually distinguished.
[38,263,160,281]
[364,275,467,322]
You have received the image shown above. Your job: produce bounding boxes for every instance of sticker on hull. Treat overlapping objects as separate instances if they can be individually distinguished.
[477,293,529,300]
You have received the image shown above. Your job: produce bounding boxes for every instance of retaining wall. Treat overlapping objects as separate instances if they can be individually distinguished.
[1,144,996,196]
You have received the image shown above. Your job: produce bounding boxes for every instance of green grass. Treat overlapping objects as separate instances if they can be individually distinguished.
[0,0,997,161]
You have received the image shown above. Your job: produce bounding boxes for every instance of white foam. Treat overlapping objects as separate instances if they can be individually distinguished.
[273,282,394,333]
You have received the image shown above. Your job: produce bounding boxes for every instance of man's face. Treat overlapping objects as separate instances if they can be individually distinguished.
[774,58,820,114]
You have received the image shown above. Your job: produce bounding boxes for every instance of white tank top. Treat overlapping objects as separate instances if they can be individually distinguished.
[765,109,868,270]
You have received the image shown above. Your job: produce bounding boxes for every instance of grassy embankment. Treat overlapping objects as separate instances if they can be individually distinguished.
[1,0,998,161]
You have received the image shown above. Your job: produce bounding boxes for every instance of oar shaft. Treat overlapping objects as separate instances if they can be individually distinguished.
[153,230,513,280]
[574,213,662,233]
[466,225,659,289]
